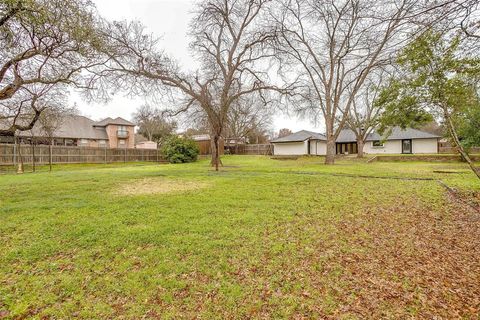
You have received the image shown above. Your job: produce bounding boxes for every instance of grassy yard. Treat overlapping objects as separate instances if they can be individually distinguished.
[0,156,479,319]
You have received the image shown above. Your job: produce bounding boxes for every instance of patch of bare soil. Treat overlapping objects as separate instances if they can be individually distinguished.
[330,195,480,318]
[115,177,209,196]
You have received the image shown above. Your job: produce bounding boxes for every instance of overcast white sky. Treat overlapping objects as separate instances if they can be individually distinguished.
[69,0,324,133]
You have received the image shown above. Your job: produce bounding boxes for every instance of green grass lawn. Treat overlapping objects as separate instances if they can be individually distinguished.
[0,156,479,319]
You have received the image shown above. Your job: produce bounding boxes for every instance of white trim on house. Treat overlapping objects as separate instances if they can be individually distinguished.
[271,128,440,156]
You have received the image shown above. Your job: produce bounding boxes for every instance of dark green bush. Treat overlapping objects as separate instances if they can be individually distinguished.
[161,136,200,163]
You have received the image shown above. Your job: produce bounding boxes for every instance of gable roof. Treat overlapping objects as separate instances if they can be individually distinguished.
[271,130,326,143]
[370,127,441,140]
[191,134,211,141]
[272,127,441,144]
[94,117,135,127]
[336,129,357,143]
[17,115,109,140]
[337,127,441,143]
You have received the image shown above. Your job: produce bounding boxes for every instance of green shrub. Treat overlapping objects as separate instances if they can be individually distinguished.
[161,136,200,163]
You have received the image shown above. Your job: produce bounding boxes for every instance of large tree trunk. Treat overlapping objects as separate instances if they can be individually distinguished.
[324,120,336,164]
[445,111,480,180]
[210,134,223,171]
[325,137,336,165]
[357,138,365,158]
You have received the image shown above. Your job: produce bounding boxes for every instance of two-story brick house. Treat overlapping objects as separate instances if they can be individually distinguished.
[92,117,136,148]
[1,115,136,148]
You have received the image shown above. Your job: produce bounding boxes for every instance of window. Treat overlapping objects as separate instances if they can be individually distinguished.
[117,125,129,138]
[99,140,106,145]
[79,139,89,145]
[119,139,126,145]
[372,140,384,148]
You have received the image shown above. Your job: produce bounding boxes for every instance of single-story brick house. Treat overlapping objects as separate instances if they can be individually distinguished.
[271,127,441,156]
[0,115,136,148]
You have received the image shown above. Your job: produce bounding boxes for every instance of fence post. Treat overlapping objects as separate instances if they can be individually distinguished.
[124,148,127,163]
[13,142,17,168]
[31,142,35,173]
[104,147,107,164]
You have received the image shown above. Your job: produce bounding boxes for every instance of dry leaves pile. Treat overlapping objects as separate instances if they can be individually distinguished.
[224,191,480,318]
[323,193,480,318]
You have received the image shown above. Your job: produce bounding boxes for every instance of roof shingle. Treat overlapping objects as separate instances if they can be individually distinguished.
[271,130,326,143]
[18,115,109,140]
[272,127,441,143]
[94,117,135,127]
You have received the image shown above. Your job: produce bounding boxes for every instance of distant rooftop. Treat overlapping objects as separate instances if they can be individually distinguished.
[94,117,135,127]
[191,134,211,141]
[337,127,441,143]
[8,115,136,140]
[270,130,326,143]
[272,127,441,143]
[12,115,109,140]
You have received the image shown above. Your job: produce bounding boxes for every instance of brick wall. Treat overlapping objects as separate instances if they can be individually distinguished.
[105,125,135,149]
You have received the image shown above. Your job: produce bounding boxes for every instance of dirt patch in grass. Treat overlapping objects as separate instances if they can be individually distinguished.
[114,177,209,196]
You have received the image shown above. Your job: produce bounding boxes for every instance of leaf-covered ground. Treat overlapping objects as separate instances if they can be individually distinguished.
[0,156,479,319]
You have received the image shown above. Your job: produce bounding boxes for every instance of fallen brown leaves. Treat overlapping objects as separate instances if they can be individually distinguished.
[215,189,480,319]
[328,194,480,319]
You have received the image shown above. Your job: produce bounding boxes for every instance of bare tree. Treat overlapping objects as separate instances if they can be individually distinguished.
[95,0,287,170]
[0,0,111,137]
[133,104,177,146]
[272,0,428,164]
[0,0,28,28]
[277,128,293,138]
[345,72,386,158]
[459,1,480,39]
[424,0,480,39]
[226,94,272,148]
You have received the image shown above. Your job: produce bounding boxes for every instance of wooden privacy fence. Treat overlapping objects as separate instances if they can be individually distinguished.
[225,144,273,155]
[0,144,164,166]
[438,141,480,154]
[439,146,480,154]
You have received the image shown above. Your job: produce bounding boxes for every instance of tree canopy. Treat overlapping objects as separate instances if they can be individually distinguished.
[0,0,109,136]
[376,31,480,178]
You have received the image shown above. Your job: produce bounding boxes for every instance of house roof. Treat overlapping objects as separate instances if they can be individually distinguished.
[337,127,441,143]
[271,130,326,143]
[94,117,135,127]
[191,134,211,141]
[272,127,441,144]
[16,115,109,140]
